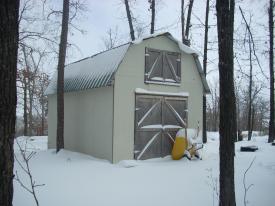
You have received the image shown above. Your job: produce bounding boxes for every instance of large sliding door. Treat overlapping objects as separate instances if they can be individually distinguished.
[134,95,188,160]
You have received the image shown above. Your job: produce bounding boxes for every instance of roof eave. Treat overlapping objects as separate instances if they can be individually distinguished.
[192,54,211,94]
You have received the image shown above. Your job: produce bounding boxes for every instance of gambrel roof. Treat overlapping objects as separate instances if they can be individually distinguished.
[45,43,130,95]
[45,32,210,95]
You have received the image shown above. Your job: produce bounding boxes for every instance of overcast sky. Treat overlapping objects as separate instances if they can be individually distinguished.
[44,0,270,97]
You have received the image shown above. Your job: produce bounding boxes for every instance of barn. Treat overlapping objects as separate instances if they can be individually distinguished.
[45,32,210,163]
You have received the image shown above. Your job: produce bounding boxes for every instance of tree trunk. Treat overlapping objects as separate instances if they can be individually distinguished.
[236,91,241,141]
[216,0,237,206]
[56,0,70,152]
[22,46,34,136]
[203,0,210,143]
[28,79,33,136]
[41,97,45,136]
[41,79,45,136]
[22,46,31,136]
[181,0,185,42]
[124,0,135,41]
[0,1,19,205]
[247,35,253,141]
[23,71,28,136]
[251,105,255,136]
[150,0,155,34]
[185,0,194,41]
[268,0,274,143]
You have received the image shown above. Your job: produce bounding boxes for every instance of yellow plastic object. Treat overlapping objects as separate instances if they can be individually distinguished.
[171,136,188,160]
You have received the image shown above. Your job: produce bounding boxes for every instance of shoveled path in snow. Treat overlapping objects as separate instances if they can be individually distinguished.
[13,134,275,206]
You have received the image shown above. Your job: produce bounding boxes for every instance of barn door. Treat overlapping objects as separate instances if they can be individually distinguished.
[134,95,188,160]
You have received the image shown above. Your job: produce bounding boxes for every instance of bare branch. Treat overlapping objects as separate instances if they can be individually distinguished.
[239,7,268,80]
[14,138,45,206]
[243,157,256,206]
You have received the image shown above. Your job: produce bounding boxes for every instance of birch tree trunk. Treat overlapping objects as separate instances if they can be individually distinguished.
[0,0,19,205]
[56,0,69,152]
[216,0,237,205]
[203,0,210,143]
[124,0,135,41]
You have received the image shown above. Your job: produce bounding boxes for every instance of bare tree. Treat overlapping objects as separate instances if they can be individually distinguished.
[181,0,185,42]
[135,23,148,38]
[235,79,241,139]
[36,72,49,135]
[22,45,31,136]
[206,80,219,131]
[256,97,269,134]
[239,8,254,141]
[268,0,274,143]
[216,0,237,205]
[56,0,70,152]
[23,46,35,136]
[149,0,155,34]
[20,46,46,136]
[185,0,194,41]
[17,0,56,137]
[239,7,265,141]
[14,139,45,206]
[102,27,120,50]
[124,0,135,40]
[17,67,29,136]
[0,1,20,205]
[203,0,210,143]
[247,34,253,140]
[180,0,194,45]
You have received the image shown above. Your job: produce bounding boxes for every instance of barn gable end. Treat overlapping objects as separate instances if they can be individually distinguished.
[112,35,208,162]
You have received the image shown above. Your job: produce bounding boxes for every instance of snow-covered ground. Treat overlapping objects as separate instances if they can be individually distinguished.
[13,133,275,206]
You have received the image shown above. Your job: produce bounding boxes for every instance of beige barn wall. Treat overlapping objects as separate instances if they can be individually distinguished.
[47,86,114,162]
[113,36,204,163]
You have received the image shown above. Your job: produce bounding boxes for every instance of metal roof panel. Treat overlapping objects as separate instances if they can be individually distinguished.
[45,43,130,95]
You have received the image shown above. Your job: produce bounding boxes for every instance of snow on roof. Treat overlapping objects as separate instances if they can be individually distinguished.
[135,88,189,97]
[45,32,209,95]
[45,43,130,95]
[132,32,200,55]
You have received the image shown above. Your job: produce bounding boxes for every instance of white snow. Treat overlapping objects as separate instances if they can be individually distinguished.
[173,38,200,55]
[144,80,181,86]
[150,77,165,81]
[14,136,48,152]
[131,31,169,44]
[149,77,177,83]
[13,133,275,206]
[131,32,200,56]
[135,88,189,97]
[141,124,182,129]
[241,130,261,138]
